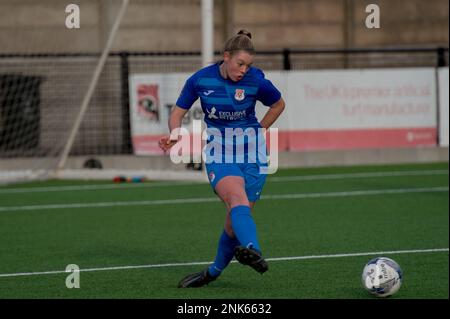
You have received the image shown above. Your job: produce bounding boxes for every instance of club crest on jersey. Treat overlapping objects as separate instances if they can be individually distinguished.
[234,89,245,101]
[208,171,215,182]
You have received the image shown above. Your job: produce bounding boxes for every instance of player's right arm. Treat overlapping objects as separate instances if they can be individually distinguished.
[158,105,188,152]
[159,73,199,152]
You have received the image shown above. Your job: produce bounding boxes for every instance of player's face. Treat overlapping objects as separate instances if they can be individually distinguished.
[224,51,254,82]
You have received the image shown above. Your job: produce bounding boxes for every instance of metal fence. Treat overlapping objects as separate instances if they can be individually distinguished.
[0,47,448,157]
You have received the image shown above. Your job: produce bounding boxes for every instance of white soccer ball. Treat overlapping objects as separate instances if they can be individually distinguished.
[361,257,403,297]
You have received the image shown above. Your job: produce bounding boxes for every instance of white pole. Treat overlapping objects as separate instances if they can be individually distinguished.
[57,0,129,170]
[201,0,214,67]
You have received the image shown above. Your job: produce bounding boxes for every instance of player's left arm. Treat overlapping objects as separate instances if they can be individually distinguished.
[260,97,285,129]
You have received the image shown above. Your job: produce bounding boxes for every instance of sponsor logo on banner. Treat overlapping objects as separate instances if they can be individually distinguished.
[137,84,160,122]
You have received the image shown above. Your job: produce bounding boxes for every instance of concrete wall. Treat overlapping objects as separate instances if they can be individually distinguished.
[0,0,101,53]
[0,0,448,54]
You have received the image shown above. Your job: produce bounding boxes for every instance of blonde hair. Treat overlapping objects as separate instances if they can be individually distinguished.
[223,29,255,55]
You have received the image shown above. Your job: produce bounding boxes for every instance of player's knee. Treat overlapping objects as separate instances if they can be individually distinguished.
[226,191,249,208]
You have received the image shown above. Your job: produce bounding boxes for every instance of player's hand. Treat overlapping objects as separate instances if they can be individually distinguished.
[158,136,178,152]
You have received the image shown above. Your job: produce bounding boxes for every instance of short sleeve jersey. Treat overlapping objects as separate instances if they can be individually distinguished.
[176,62,281,131]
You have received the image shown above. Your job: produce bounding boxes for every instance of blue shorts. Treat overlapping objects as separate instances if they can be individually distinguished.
[205,162,267,202]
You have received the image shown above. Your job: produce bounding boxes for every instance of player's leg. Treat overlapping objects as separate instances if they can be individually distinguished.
[215,174,268,274]
[178,164,243,287]
[231,162,269,273]
[215,175,263,252]
[205,163,249,277]
[208,164,266,277]
[231,162,267,251]
[200,191,239,279]
[223,202,268,274]
[178,165,265,287]
[223,201,255,238]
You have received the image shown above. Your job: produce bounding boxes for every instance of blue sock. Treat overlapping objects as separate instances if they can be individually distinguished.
[208,230,240,277]
[230,205,261,252]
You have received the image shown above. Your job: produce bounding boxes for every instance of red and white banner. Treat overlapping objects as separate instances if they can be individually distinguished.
[129,73,193,155]
[256,68,437,150]
[130,68,439,154]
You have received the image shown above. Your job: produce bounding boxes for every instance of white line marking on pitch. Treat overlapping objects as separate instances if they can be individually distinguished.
[0,248,447,278]
[0,170,447,194]
[0,180,201,194]
[0,186,447,212]
[269,169,448,182]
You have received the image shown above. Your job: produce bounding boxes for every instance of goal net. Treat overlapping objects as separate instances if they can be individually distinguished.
[0,0,131,185]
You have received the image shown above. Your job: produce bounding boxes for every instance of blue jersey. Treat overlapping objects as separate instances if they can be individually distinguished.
[176,62,281,164]
[176,62,281,130]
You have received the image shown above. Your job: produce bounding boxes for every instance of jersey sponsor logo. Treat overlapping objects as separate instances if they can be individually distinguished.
[203,90,214,96]
[218,110,246,120]
[206,107,247,121]
[234,89,245,101]
[207,107,219,119]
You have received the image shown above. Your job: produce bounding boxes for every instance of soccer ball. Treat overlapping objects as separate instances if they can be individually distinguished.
[361,257,403,297]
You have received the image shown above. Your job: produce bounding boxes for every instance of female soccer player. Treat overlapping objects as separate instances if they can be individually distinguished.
[159,30,285,287]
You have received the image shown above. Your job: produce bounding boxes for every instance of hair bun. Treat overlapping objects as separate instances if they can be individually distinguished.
[237,29,252,39]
